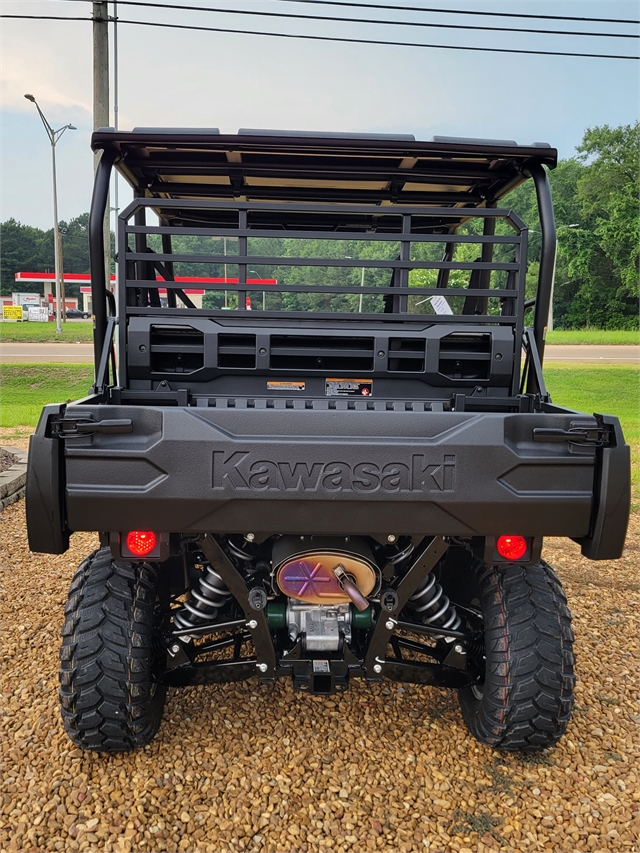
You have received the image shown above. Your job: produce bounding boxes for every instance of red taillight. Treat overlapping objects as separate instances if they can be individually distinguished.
[125,530,157,557]
[496,535,528,561]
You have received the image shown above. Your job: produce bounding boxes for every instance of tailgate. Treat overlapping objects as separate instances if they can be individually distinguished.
[57,404,608,539]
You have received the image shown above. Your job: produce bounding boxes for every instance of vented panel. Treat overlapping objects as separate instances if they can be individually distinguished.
[218,334,257,368]
[150,325,204,374]
[388,337,426,372]
[439,332,491,380]
[270,335,374,371]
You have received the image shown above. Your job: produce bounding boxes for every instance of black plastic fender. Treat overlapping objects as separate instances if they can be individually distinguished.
[576,415,630,560]
[26,404,70,554]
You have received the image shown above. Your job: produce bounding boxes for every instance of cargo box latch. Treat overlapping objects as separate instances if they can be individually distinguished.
[52,415,133,437]
[532,422,611,447]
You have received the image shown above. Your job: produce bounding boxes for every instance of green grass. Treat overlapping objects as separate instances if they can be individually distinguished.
[0,364,94,427]
[546,330,639,345]
[0,321,93,343]
[545,364,638,436]
[545,364,639,504]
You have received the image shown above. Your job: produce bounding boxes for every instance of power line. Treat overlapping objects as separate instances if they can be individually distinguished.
[56,0,640,27]
[2,14,89,21]
[2,11,638,60]
[109,16,640,60]
[59,0,640,39]
[258,0,640,27]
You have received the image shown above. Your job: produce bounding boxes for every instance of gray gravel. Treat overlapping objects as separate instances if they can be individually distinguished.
[1,497,638,853]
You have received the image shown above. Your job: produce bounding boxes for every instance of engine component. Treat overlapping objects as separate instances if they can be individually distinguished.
[273,536,379,606]
[332,565,369,611]
[173,561,233,632]
[406,572,461,636]
[287,602,351,651]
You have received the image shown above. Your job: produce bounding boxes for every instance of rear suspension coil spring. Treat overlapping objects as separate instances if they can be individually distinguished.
[386,539,415,565]
[227,538,255,563]
[173,562,233,631]
[407,573,461,635]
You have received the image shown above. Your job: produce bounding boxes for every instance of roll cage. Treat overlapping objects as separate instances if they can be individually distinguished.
[89,129,557,398]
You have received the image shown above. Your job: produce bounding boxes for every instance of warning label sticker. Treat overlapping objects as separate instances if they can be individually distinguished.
[325,378,373,397]
[267,381,306,392]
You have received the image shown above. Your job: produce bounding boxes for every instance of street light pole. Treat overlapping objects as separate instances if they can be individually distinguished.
[24,94,76,334]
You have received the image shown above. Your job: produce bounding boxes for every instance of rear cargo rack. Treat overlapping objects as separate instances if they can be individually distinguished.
[110,199,528,393]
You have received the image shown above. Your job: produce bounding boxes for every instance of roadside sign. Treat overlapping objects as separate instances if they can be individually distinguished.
[3,305,23,320]
[28,306,49,322]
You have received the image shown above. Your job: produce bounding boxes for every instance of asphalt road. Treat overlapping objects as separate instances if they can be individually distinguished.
[1,343,639,363]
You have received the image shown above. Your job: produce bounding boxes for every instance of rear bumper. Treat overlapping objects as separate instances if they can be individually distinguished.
[26,402,630,559]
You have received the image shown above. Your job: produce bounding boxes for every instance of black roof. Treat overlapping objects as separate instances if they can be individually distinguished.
[93,128,556,215]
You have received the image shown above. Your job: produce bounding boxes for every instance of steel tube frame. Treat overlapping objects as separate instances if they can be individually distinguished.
[127,225,520,244]
[528,165,557,365]
[119,197,527,224]
[89,148,116,371]
[363,536,450,679]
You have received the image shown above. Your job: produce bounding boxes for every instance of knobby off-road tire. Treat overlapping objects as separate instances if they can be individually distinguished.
[59,547,167,752]
[457,559,575,751]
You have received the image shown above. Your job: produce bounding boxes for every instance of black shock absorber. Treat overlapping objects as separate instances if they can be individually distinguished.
[406,573,461,635]
[173,561,233,632]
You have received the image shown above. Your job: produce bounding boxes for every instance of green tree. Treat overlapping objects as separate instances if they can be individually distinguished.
[499,129,639,330]
[577,122,639,305]
[0,219,53,295]
[1,214,111,300]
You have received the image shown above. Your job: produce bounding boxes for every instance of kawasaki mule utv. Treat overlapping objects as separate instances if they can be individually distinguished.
[26,129,630,753]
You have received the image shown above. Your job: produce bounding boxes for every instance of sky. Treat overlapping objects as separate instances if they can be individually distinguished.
[1,0,638,231]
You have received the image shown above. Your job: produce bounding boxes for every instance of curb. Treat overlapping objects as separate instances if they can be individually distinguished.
[0,446,28,511]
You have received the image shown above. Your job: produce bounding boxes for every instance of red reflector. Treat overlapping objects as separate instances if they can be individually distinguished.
[496,535,528,561]
[125,530,157,557]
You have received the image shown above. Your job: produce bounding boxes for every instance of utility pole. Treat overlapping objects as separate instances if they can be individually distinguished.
[93,2,110,295]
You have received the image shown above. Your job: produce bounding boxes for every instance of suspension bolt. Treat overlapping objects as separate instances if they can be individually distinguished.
[387,534,396,543]
[245,533,255,542]
[257,663,268,673]
[170,644,180,655]
[385,620,395,631]
[247,619,258,629]
[373,663,382,674]
[453,644,466,655]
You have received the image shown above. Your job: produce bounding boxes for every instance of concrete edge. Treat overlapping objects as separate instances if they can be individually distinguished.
[0,446,28,510]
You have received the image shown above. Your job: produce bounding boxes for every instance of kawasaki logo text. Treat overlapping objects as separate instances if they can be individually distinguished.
[212,452,455,493]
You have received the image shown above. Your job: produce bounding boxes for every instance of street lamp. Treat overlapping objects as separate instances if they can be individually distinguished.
[345,256,366,313]
[24,94,76,333]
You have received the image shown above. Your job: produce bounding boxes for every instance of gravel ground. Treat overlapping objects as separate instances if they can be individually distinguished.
[1,433,638,853]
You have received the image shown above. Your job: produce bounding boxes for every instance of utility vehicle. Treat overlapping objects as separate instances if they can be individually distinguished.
[26,129,630,753]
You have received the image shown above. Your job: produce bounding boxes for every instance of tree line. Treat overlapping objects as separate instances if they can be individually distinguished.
[1,123,637,329]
